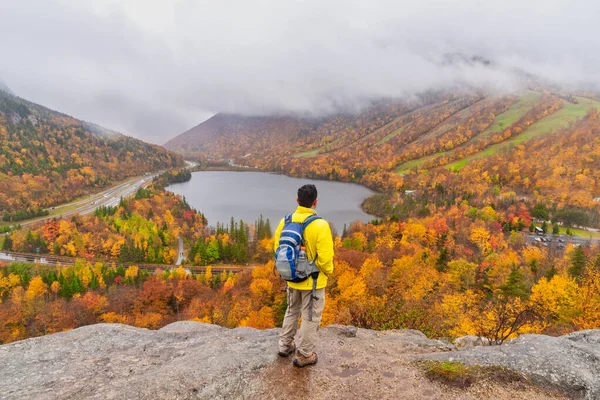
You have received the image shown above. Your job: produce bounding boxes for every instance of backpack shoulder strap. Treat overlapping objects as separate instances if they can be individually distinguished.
[302,215,322,229]
[284,213,292,224]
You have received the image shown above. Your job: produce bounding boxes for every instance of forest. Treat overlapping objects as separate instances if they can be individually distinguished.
[0,91,183,218]
[1,179,599,344]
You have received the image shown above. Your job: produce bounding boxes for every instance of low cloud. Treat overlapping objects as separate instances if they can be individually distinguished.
[1,0,598,144]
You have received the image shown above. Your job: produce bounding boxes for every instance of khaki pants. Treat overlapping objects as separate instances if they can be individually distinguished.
[278,287,325,357]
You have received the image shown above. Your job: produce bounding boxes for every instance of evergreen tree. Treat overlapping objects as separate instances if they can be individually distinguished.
[89,273,99,290]
[238,220,248,246]
[71,275,84,294]
[229,217,235,237]
[528,223,535,233]
[552,223,560,235]
[568,245,587,279]
[541,221,548,234]
[529,259,538,277]
[435,247,449,272]
[500,267,528,298]
[255,216,261,242]
[2,235,13,250]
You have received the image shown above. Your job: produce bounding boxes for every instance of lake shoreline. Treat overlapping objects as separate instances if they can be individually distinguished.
[188,163,383,219]
[167,170,378,229]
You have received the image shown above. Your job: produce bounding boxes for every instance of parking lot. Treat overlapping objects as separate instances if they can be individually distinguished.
[525,232,598,250]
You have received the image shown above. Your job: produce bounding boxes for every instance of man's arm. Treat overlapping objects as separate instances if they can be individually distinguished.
[315,222,334,276]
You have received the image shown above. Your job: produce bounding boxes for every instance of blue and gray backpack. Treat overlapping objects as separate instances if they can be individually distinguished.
[275,213,322,320]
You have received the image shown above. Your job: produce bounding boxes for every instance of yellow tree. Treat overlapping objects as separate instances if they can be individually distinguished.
[470,226,491,254]
[239,306,275,329]
[530,274,578,331]
[570,270,600,330]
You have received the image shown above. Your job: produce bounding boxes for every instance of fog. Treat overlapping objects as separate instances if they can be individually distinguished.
[1,0,598,144]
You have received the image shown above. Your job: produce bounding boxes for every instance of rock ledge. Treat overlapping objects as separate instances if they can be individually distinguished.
[0,322,592,399]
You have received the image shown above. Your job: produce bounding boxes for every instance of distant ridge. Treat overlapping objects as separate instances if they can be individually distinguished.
[164,112,305,153]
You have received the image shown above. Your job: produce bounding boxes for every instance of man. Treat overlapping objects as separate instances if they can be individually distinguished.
[273,184,334,367]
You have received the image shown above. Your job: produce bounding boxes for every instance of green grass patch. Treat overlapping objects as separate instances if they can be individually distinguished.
[511,100,591,144]
[396,152,449,174]
[375,125,408,146]
[294,148,321,158]
[393,92,541,175]
[423,361,475,388]
[563,227,600,239]
[478,91,541,138]
[528,223,600,239]
[420,361,523,389]
[447,97,600,171]
[294,138,342,158]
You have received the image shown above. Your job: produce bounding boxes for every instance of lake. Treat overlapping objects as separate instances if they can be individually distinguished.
[166,171,375,231]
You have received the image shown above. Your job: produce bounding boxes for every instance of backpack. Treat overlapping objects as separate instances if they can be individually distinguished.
[275,214,321,282]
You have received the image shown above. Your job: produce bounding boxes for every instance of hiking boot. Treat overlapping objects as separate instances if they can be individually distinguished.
[278,342,296,357]
[293,352,318,367]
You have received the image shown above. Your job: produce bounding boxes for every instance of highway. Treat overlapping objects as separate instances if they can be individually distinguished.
[26,174,157,227]
[0,175,157,234]
[3,161,199,231]
[0,174,156,236]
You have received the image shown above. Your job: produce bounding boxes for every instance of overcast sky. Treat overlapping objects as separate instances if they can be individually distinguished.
[1,0,598,144]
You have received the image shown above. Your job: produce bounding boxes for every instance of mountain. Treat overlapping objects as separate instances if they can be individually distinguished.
[166,89,600,194]
[0,90,184,219]
[164,92,454,160]
[165,112,308,155]
[1,321,592,399]
[0,80,14,95]
[165,89,595,171]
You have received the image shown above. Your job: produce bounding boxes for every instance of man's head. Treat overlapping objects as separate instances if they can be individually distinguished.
[297,184,318,208]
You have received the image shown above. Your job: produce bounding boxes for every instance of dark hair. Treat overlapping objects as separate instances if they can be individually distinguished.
[297,184,318,207]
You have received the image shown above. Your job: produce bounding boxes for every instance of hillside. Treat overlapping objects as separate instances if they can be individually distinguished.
[0,91,184,219]
[2,321,594,400]
[166,88,600,221]
[166,90,595,180]
[164,93,451,163]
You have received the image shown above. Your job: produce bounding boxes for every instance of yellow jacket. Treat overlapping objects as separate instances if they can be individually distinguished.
[273,206,334,290]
